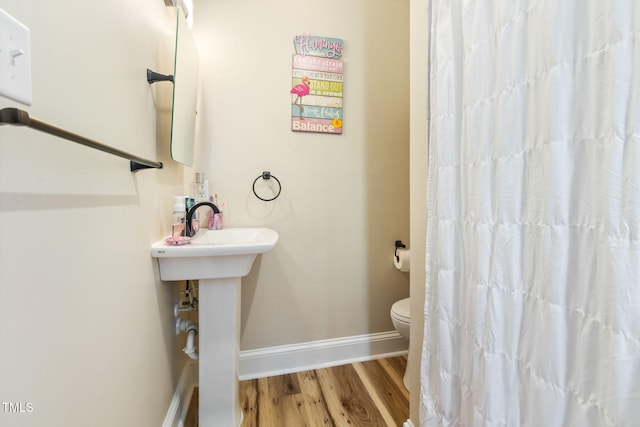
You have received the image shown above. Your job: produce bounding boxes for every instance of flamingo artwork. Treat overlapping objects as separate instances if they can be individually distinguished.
[290,75,311,118]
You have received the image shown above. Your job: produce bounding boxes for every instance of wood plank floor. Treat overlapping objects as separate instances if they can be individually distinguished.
[186,355,409,427]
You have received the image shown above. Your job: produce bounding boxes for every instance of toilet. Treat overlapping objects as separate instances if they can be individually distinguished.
[390,297,411,389]
[391,243,411,390]
[391,297,410,339]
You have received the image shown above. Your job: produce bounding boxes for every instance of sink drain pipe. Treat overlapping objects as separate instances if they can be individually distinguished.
[176,319,199,360]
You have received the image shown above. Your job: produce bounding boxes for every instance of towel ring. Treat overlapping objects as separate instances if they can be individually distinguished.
[252,171,282,202]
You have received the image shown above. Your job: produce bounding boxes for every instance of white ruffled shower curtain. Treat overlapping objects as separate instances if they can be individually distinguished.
[421,1,640,426]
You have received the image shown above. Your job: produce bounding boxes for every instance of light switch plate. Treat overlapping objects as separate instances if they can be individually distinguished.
[0,8,32,105]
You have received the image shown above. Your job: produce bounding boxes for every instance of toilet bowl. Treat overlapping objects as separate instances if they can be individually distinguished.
[390,297,410,338]
[390,297,411,390]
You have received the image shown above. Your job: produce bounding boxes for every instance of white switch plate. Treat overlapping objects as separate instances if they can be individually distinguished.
[0,8,32,105]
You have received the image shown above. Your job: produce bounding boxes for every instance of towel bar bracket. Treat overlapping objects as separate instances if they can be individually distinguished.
[131,161,163,172]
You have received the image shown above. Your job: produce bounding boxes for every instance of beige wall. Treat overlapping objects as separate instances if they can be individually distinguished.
[0,1,188,426]
[192,0,411,351]
[409,0,429,424]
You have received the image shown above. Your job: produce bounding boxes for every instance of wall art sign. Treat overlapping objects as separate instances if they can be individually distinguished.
[290,34,343,134]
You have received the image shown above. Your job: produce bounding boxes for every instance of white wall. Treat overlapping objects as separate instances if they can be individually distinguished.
[0,1,189,426]
[192,0,411,350]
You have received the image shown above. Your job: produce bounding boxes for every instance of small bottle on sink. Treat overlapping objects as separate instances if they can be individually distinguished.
[172,196,186,238]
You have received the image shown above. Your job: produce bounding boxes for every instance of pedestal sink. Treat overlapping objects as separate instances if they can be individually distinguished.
[151,227,278,427]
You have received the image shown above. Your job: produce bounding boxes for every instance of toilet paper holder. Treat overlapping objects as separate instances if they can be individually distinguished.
[395,240,406,261]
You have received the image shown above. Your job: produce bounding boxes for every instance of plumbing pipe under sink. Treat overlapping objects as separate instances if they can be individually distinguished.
[177,319,199,360]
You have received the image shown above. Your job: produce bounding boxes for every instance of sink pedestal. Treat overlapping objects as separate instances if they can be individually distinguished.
[198,277,242,427]
[150,228,279,427]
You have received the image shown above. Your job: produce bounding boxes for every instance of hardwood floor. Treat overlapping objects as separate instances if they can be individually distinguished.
[186,355,409,427]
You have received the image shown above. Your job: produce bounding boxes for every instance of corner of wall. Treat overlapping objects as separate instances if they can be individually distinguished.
[409,0,429,425]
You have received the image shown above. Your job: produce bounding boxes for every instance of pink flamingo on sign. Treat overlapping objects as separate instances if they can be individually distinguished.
[290,75,311,118]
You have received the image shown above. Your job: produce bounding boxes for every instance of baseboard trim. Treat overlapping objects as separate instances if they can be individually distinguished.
[162,361,198,427]
[239,330,408,380]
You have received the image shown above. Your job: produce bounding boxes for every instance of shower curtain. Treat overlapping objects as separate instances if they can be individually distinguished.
[421,1,640,426]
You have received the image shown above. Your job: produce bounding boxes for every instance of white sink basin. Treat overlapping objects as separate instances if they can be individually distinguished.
[151,227,278,280]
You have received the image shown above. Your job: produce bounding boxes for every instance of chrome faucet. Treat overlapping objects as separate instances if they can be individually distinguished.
[185,202,220,237]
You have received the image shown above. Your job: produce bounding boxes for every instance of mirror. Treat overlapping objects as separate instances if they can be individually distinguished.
[170,6,199,166]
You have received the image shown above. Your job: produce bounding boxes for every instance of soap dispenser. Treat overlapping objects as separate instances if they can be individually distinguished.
[172,196,186,238]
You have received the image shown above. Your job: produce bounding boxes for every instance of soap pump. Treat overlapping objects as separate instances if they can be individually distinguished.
[172,196,186,238]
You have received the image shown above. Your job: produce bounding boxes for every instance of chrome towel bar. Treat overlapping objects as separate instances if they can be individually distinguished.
[0,108,163,172]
